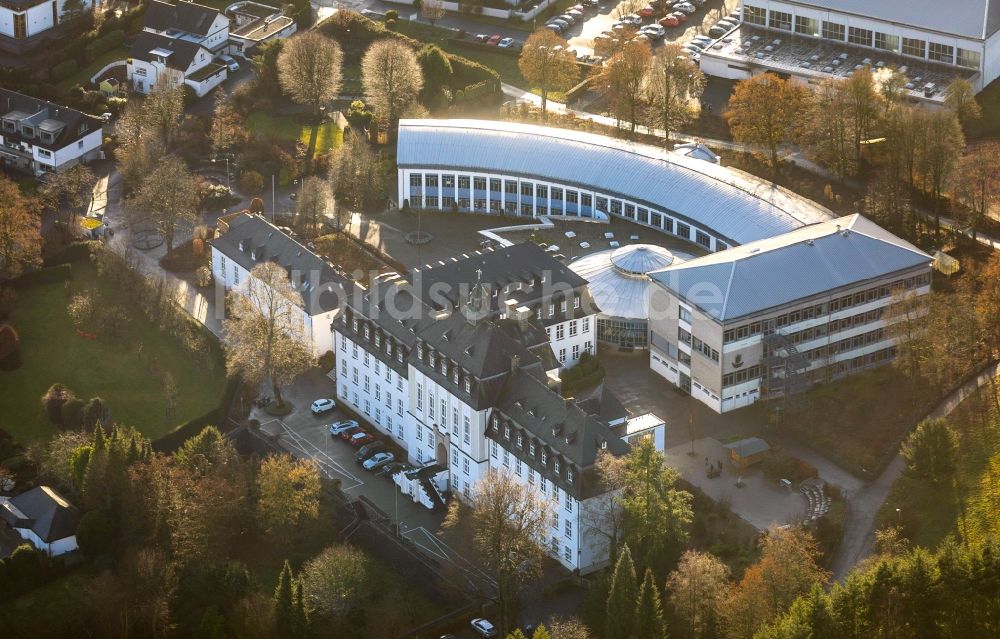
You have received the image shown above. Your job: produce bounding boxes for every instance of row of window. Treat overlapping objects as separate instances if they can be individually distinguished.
[788,327,887,362]
[490,414,578,489]
[722,365,762,388]
[722,272,930,343]
[743,5,981,69]
[678,328,720,363]
[344,310,409,366]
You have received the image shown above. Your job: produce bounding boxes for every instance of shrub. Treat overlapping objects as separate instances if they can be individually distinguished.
[0,323,20,371]
[76,509,115,555]
[318,350,335,371]
[84,29,124,59]
[61,398,85,430]
[238,170,264,195]
[41,383,76,425]
[80,397,111,431]
[195,265,213,288]
[9,263,72,288]
[385,9,398,19]
[761,449,818,483]
[50,59,78,83]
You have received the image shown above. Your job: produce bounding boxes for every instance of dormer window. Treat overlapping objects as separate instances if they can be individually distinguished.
[397,349,403,363]
[536,307,542,320]
[560,300,567,313]
[375,334,381,347]
[554,459,561,475]
[548,304,554,316]
[517,433,523,447]
[504,425,511,439]
[568,469,575,483]
[574,295,581,309]
[464,378,471,393]
[453,370,459,384]
[529,441,536,455]
[364,325,370,339]
[541,451,548,464]
[352,318,359,331]
[418,345,425,359]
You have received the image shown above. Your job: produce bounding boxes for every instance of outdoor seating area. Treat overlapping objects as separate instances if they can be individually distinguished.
[800,481,830,520]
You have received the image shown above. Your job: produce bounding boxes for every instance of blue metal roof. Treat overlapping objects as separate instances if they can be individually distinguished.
[396,119,834,246]
[649,215,933,322]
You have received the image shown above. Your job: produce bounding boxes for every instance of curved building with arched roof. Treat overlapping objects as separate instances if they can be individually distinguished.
[396,119,834,251]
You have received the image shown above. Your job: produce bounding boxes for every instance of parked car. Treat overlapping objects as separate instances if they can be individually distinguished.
[557,13,576,24]
[487,34,502,45]
[216,54,240,72]
[674,2,696,14]
[638,5,655,17]
[624,13,643,24]
[498,37,516,48]
[659,14,680,26]
[641,24,666,38]
[363,452,396,471]
[670,11,687,23]
[310,399,336,415]
[348,430,375,447]
[471,618,497,638]
[544,24,562,32]
[355,441,386,463]
[566,8,584,18]
[329,419,359,436]
[548,19,570,30]
[474,33,490,42]
[691,35,713,46]
[708,25,728,37]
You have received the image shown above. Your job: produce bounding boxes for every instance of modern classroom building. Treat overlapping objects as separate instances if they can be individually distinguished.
[396,119,834,253]
[700,0,1000,102]
[647,214,933,413]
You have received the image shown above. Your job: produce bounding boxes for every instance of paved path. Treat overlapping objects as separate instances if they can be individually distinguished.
[830,360,1000,581]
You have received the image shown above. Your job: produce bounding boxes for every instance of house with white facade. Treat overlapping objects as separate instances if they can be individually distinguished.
[209,213,349,356]
[0,89,103,176]
[0,486,80,557]
[333,243,654,573]
[0,0,96,54]
[127,0,230,96]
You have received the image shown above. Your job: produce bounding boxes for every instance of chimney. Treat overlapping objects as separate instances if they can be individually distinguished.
[510,354,520,374]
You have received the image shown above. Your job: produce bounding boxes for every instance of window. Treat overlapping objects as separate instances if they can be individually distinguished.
[425,175,438,188]
[902,37,925,57]
[572,344,579,360]
[595,197,608,212]
[695,231,711,248]
[473,176,486,190]
[564,546,572,562]
[581,194,592,208]
[505,180,517,194]
[574,295,581,309]
[928,42,954,64]
[743,4,765,25]
[848,26,872,47]
[794,15,819,36]
[463,457,470,474]
[521,182,533,196]
[566,191,578,204]
[551,187,563,200]
[442,175,455,188]
[556,324,565,340]
[676,222,690,239]
[768,10,791,30]
[565,519,572,538]
[13,13,26,39]
[464,378,471,393]
[536,185,548,199]
[582,317,590,332]
[821,21,845,41]
[410,174,422,187]
[416,384,423,411]
[560,300,567,313]
[958,48,981,69]
[458,176,470,189]
[679,306,692,323]
[490,178,501,192]
[874,32,899,52]
[569,321,577,337]
[464,416,471,443]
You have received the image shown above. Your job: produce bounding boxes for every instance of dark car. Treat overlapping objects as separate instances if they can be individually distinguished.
[355,441,386,463]
[348,430,375,447]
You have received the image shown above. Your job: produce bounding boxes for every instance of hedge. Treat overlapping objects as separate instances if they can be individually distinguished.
[152,375,241,453]
[84,29,124,60]
[51,59,78,83]
[8,263,72,288]
[44,241,98,267]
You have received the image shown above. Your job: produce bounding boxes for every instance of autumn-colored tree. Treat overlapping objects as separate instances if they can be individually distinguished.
[954,142,1000,241]
[975,252,1000,353]
[643,43,704,145]
[277,31,344,116]
[294,176,333,238]
[222,261,314,409]
[329,129,382,213]
[915,108,964,236]
[592,40,651,132]
[420,0,445,26]
[126,154,199,254]
[666,550,730,639]
[901,417,959,483]
[300,544,372,618]
[727,74,807,171]
[518,29,580,118]
[361,39,424,127]
[0,176,42,279]
[944,77,982,127]
[38,163,96,227]
[256,454,321,533]
[209,91,245,156]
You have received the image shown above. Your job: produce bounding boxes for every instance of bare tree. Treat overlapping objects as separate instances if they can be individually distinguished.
[278,31,344,117]
[209,91,245,157]
[38,163,96,227]
[328,129,382,213]
[915,108,964,236]
[443,469,552,637]
[295,176,333,238]
[0,175,42,279]
[644,43,705,146]
[420,0,446,26]
[592,40,651,132]
[518,29,580,118]
[126,154,199,254]
[954,142,1000,241]
[222,262,313,409]
[361,39,424,127]
[583,450,628,566]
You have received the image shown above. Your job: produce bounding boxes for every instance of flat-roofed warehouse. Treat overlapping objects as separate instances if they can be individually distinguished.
[700,0,1000,101]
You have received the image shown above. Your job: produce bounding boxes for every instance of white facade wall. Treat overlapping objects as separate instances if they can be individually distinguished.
[0,126,102,176]
[14,527,78,557]
[398,167,734,253]
[336,330,410,444]
[545,315,595,367]
[0,0,94,39]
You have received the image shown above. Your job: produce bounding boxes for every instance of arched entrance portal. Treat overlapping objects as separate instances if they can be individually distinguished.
[436,442,448,467]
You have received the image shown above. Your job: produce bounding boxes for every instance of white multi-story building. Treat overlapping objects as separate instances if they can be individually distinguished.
[647,214,933,413]
[0,89,103,176]
[0,0,96,53]
[700,0,1000,101]
[209,213,348,356]
[127,0,230,96]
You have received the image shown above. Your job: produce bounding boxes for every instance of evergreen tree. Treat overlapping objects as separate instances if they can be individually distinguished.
[292,576,308,638]
[634,568,665,639]
[606,544,638,639]
[531,625,552,639]
[274,560,294,631]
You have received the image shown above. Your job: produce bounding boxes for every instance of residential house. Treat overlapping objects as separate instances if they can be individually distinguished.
[0,486,80,557]
[226,1,296,56]
[0,88,103,176]
[0,0,96,54]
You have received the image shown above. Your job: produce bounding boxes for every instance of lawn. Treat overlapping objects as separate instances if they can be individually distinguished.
[245,112,343,157]
[0,568,95,637]
[56,48,126,93]
[0,259,226,443]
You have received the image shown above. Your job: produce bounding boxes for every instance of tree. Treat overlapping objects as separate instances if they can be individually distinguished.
[126,154,199,254]
[666,550,730,639]
[251,38,284,94]
[300,544,371,618]
[294,176,333,238]
[883,289,931,385]
[443,469,551,637]
[901,417,958,483]
[361,39,425,127]
[238,170,265,195]
[954,142,1000,241]
[518,30,580,118]
[144,78,186,150]
[173,425,239,475]
[256,454,321,533]
[328,129,382,212]
[975,252,1000,353]
[593,40,651,132]
[115,100,166,190]
[420,0,445,26]
[38,163,95,228]
[546,617,591,639]
[727,74,807,171]
[292,577,308,638]
[605,544,638,639]
[274,560,295,631]
[619,438,692,576]
[277,32,343,116]
[863,168,916,239]
[915,109,964,236]
[209,92,244,156]
[644,43,704,145]
[0,176,42,279]
[417,44,453,105]
[841,67,882,170]
[222,262,313,409]
[585,450,629,568]
[634,568,666,639]
[944,77,982,127]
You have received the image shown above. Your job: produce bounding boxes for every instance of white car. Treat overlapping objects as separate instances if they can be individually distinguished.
[471,618,497,638]
[674,2,696,13]
[498,37,515,48]
[362,451,395,471]
[641,24,666,38]
[310,398,336,414]
[329,419,358,435]
[216,53,240,72]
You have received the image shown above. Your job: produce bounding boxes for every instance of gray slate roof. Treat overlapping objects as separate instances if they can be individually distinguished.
[144,0,222,36]
[209,213,349,315]
[0,486,79,543]
[783,0,1000,40]
[649,214,932,322]
[0,89,102,152]
[397,120,834,245]
[130,31,206,70]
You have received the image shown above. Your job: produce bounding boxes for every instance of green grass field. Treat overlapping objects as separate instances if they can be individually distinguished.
[56,49,126,93]
[0,260,226,443]
[245,112,343,157]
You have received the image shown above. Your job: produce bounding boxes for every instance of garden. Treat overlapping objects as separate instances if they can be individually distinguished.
[0,250,227,443]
